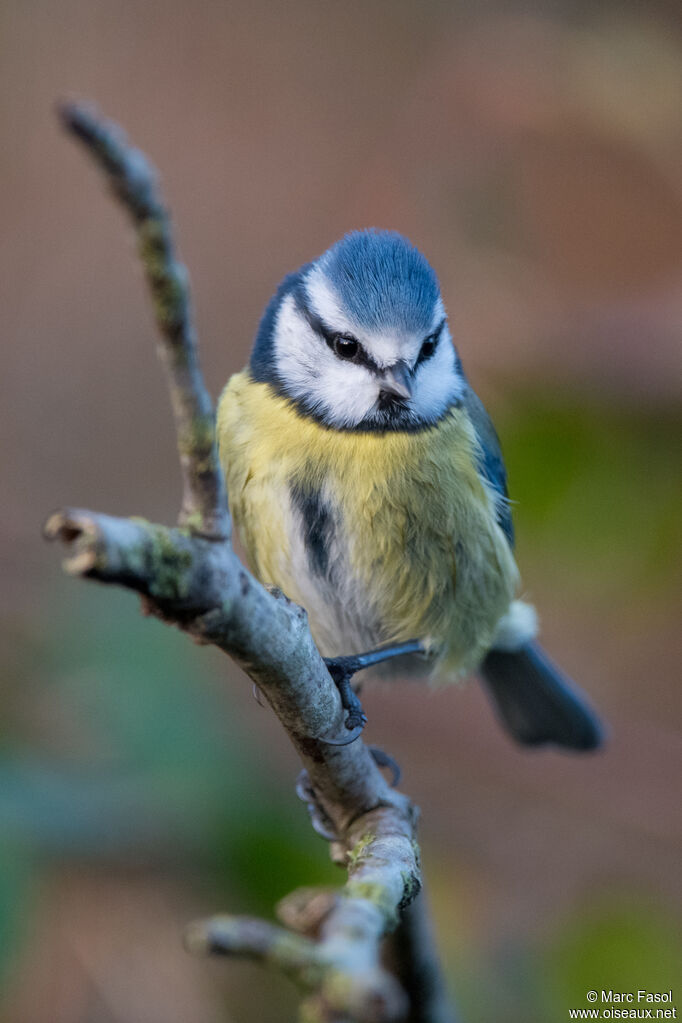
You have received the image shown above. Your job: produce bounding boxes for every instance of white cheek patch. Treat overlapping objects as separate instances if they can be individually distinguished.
[272,294,322,393]
[272,295,380,428]
[411,329,464,420]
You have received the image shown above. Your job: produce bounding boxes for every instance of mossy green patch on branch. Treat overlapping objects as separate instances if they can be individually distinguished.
[320,970,359,1013]
[399,869,421,908]
[344,880,398,929]
[346,832,375,871]
[179,510,206,535]
[178,413,215,458]
[137,218,167,279]
[128,522,193,601]
[137,218,187,334]
[149,530,192,600]
[177,414,218,486]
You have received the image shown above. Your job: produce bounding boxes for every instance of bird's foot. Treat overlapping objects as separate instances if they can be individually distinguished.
[296,770,338,842]
[296,748,402,843]
[323,639,423,736]
[366,745,401,787]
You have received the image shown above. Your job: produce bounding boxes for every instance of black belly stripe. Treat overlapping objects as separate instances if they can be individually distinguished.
[290,481,334,578]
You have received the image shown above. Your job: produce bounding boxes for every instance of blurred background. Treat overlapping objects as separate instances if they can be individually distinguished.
[2,1,681,1020]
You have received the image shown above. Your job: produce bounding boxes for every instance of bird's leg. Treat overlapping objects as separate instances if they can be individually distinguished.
[324,638,425,734]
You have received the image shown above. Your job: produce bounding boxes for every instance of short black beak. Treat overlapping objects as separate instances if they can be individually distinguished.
[379,362,412,401]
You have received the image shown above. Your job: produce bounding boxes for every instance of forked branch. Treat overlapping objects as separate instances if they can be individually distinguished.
[45,102,456,1023]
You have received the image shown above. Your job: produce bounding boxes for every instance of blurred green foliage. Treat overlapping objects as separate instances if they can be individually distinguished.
[500,392,681,597]
[0,843,36,995]
[447,897,682,1022]
[541,899,682,1018]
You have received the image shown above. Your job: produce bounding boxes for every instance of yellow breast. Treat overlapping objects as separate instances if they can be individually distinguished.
[217,371,519,678]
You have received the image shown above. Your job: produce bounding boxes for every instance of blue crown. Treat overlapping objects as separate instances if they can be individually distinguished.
[313,230,440,334]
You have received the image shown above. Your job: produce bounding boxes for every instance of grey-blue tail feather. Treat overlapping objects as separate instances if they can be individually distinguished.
[479,642,604,751]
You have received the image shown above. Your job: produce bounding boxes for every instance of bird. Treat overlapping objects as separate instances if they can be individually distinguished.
[217,229,603,751]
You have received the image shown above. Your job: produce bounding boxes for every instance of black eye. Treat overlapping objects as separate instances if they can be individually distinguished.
[333,335,359,360]
[420,337,436,360]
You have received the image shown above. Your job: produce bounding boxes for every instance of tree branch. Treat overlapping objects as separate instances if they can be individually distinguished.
[45,101,456,1023]
[388,888,459,1023]
[58,100,230,541]
[186,805,421,1022]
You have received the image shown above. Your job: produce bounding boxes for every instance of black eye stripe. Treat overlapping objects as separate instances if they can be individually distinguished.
[416,318,446,366]
[294,283,446,375]
[294,286,380,371]
[328,332,377,370]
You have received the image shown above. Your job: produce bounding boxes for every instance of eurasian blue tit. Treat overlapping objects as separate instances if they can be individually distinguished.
[217,230,603,751]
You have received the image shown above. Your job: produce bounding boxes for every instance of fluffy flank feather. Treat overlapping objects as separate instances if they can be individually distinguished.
[492,600,538,651]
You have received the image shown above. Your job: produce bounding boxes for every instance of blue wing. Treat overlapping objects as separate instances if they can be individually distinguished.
[461,384,514,547]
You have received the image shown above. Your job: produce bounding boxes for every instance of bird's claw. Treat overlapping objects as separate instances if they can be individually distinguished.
[367,745,401,787]
[324,640,423,733]
[295,769,339,842]
[324,658,368,733]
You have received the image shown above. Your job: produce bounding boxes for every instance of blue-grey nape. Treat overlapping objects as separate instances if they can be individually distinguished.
[316,230,440,334]
[249,265,310,385]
